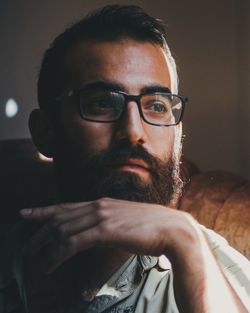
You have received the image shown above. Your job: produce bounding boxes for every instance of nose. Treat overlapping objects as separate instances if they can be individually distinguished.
[114,101,147,145]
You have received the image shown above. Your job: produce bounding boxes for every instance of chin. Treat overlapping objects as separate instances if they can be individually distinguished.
[75,171,174,206]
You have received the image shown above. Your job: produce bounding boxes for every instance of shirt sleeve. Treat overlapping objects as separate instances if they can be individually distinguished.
[200,224,250,310]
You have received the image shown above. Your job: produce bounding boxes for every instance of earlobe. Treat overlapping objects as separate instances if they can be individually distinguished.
[29,109,54,158]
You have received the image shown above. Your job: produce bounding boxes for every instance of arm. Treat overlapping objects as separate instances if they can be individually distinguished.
[165,221,249,313]
[20,198,249,312]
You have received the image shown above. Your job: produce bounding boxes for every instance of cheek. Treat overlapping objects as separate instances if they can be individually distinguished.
[80,122,113,151]
[145,126,175,160]
[61,110,114,153]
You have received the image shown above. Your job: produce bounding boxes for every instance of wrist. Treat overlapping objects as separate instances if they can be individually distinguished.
[162,213,206,263]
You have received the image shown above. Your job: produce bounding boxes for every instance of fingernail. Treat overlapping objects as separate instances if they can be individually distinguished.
[20,208,33,216]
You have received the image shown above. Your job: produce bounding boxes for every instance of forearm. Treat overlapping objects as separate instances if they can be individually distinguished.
[166,224,248,313]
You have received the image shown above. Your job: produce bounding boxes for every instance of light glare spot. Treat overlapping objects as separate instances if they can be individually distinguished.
[5,98,18,118]
[38,152,53,162]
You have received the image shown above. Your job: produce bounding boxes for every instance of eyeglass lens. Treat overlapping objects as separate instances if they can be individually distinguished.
[79,90,183,125]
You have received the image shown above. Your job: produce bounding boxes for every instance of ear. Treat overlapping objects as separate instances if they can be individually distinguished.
[29,109,55,158]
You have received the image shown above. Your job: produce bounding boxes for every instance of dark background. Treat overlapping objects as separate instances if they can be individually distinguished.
[0,0,249,179]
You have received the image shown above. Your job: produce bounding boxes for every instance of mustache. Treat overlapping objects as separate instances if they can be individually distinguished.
[87,142,166,174]
[54,140,177,205]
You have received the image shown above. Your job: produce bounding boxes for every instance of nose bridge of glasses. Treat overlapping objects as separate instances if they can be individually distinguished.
[119,93,144,125]
[123,94,143,114]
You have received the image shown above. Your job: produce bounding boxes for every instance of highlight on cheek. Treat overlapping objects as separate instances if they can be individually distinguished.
[82,122,113,142]
[148,125,176,160]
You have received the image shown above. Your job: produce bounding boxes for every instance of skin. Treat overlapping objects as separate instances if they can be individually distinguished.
[58,39,178,183]
[26,39,247,312]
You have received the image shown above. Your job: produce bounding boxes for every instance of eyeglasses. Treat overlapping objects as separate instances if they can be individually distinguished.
[50,88,188,127]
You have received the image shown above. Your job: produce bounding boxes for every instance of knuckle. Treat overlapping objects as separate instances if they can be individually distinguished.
[94,198,111,219]
[95,197,111,208]
[95,207,108,221]
[94,199,104,210]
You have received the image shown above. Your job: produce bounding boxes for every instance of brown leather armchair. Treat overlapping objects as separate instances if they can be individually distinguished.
[1,139,249,258]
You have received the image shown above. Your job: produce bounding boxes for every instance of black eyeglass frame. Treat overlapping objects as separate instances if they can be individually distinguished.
[48,88,188,127]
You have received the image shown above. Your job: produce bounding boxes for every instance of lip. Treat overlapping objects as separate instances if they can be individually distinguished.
[124,158,149,170]
[112,158,150,174]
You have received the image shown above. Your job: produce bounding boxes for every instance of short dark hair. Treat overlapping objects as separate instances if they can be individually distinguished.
[38,4,178,112]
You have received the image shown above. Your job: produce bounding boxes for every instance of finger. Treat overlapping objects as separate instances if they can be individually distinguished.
[19,201,92,220]
[23,208,100,257]
[54,211,100,238]
[52,204,96,224]
[22,221,55,256]
[43,227,100,273]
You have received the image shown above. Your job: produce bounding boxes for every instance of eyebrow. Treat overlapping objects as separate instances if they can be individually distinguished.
[142,85,171,94]
[78,80,172,94]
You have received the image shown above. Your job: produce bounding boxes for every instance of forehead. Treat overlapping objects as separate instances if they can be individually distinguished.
[64,38,171,94]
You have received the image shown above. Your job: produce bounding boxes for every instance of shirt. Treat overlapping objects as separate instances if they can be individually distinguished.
[0,223,250,312]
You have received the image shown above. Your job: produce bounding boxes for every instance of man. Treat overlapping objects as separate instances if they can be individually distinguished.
[1,4,249,313]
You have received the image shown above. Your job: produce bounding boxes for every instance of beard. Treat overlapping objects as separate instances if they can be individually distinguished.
[53,140,182,207]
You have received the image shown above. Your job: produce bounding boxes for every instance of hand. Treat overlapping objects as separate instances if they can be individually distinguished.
[20,198,200,273]
[20,198,247,313]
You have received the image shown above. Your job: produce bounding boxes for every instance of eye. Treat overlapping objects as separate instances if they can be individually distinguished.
[88,95,120,115]
[144,100,168,113]
[96,101,112,109]
[151,101,167,113]
[92,96,114,109]
[82,91,125,117]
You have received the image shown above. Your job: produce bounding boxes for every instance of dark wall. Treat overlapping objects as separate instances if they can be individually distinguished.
[0,0,249,179]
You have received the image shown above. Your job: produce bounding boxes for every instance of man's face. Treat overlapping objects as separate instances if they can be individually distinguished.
[52,38,182,205]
